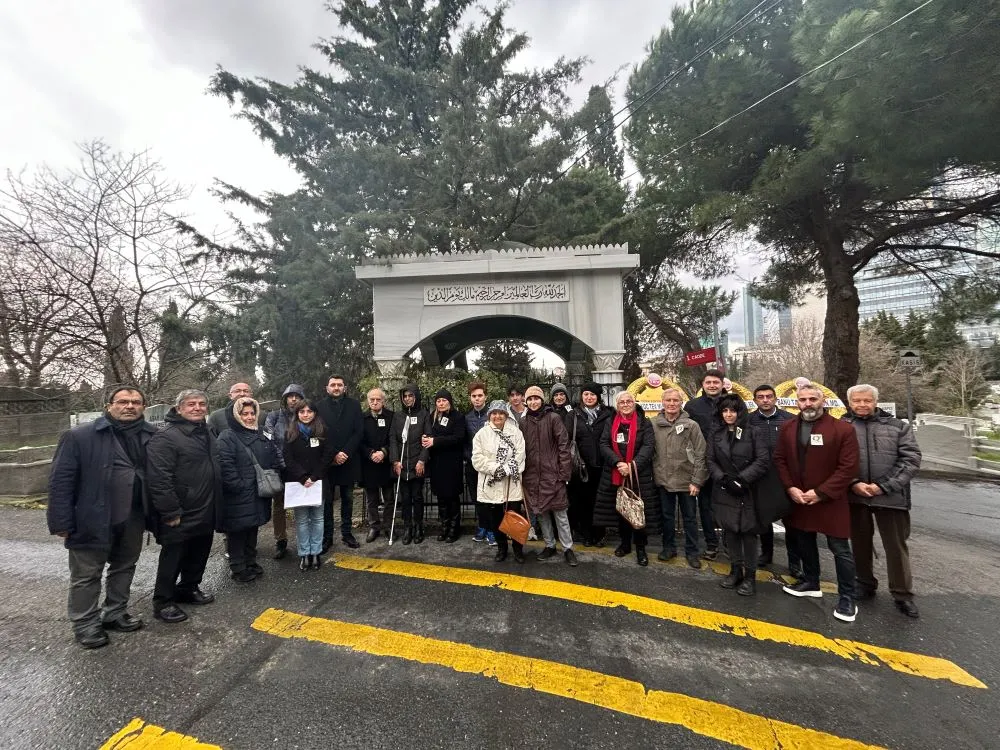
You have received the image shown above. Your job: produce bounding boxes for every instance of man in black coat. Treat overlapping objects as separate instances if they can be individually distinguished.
[748,384,800,574]
[360,387,395,543]
[146,389,222,624]
[316,374,364,552]
[683,369,726,558]
[48,386,157,649]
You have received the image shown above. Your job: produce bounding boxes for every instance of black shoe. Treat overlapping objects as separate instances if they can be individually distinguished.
[513,547,525,564]
[436,521,450,542]
[274,539,288,560]
[321,540,332,555]
[834,596,858,623]
[366,528,379,543]
[564,549,578,567]
[154,604,188,624]
[414,524,425,544]
[720,566,743,589]
[537,546,558,561]
[856,582,878,600]
[102,613,143,632]
[300,556,309,571]
[782,580,823,598]
[757,553,773,567]
[446,524,461,543]
[614,544,631,558]
[636,547,648,567]
[248,563,264,577]
[76,628,110,649]
[895,599,920,618]
[495,548,508,562]
[175,588,214,605]
[312,553,323,570]
[736,576,756,596]
[788,563,805,580]
[686,555,702,570]
[342,534,360,549]
[658,548,677,562]
[231,569,256,583]
[702,546,719,561]
[402,526,413,545]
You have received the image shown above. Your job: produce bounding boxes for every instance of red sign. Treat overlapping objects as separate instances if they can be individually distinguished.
[684,347,718,367]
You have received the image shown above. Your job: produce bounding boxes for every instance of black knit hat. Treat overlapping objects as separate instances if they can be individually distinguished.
[433,388,454,407]
[581,381,603,401]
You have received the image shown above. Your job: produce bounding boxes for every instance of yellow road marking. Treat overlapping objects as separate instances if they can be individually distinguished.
[100,718,221,749]
[333,554,986,689]
[521,539,839,591]
[254,608,885,750]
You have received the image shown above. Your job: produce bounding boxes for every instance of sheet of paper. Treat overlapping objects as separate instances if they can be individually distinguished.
[284,479,323,508]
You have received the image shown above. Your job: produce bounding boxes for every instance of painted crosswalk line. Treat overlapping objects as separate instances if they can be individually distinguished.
[100,718,221,749]
[333,554,985,689]
[253,607,885,750]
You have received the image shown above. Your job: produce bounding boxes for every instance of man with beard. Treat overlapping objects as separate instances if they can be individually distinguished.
[683,370,726,559]
[316,375,364,553]
[262,383,306,558]
[48,386,157,648]
[774,384,861,623]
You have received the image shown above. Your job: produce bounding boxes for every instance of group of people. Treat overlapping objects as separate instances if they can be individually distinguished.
[47,369,922,650]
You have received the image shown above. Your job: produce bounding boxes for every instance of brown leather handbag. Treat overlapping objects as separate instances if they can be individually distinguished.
[498,478,530,545]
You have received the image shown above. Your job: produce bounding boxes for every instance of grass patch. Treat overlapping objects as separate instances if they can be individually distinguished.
[975,450,1000,462]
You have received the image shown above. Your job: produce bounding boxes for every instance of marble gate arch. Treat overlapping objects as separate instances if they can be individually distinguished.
[354,244,639,394]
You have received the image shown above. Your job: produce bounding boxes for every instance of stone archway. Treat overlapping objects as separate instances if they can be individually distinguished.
[355,244,638,392]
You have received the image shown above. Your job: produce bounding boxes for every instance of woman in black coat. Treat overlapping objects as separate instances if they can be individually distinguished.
[283,401,336,571]
[217,397,281,582]
[706,394,770,596]
[422,388,467,542]
[592,390,661,566]
[570,381,613,546]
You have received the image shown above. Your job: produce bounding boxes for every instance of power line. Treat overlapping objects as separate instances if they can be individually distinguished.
[622,0,937,184]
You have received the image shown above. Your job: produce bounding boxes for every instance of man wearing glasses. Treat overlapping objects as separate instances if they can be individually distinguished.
[48,386,158,649]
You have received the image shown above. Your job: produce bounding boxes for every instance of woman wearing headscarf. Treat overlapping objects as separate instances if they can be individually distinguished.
[422,388,467,543]
[569,381,612,546]
[522,385,576,566]
[217,397,281,582]
[592,390,661,566]
[471,400,527,563]
[707,394,770,595]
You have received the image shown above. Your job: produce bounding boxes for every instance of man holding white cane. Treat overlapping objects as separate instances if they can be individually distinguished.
[389,384,430,544]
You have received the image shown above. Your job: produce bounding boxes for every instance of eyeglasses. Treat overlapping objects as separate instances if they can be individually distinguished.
[111,399,143,406]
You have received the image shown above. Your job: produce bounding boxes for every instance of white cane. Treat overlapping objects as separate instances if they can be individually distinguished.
[388,416,409,546]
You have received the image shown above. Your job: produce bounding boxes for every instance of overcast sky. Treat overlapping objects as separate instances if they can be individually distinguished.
[0,0,752,367]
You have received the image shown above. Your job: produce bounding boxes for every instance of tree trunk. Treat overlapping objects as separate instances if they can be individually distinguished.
[820,244,860,398]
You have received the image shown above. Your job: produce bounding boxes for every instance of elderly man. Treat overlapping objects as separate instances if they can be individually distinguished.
[774,384,861,622]
[360,387,395,543]
[208,382,253,436]
[650,387,707,569]
[844,384,923,618]
[146,389,222,624]
[48,386,157,649]
[748,384,800,573]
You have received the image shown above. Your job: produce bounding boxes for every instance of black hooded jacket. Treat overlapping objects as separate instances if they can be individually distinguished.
[389,384,430,480]
[423,388,467,498]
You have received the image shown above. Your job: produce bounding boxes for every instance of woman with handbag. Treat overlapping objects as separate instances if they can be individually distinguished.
[283,401,336,571]
[706,394,770,595]
[470,401,527,563]
[217,397,282,582]
[592,390,661,566]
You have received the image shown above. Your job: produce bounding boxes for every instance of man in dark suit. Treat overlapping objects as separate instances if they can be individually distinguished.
[316,374,364,553]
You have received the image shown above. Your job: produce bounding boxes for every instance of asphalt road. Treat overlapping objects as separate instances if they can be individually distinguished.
[1,476,998,749]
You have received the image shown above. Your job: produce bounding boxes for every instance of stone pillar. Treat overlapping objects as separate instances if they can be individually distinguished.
[565,360,586,395]
[375,358,408,405]
[591,351,625,406]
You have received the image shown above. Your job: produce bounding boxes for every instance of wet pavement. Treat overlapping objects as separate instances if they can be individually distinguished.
[0,476,998,749]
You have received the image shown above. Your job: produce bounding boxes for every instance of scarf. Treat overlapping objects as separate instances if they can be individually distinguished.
[298,423,314,440]
[107,414,145,468]
[487,428,520,487]
[583,405,600,425]
[610,411,638,486]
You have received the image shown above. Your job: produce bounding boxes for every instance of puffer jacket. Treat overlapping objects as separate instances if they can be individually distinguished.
[470,419,526,504]
[649,409,708,492]
[843,409,922,510]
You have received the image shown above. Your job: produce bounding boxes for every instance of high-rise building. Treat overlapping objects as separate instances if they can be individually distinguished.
[742,290,765,346]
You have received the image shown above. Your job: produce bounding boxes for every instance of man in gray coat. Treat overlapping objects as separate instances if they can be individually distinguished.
[844,384,922,618]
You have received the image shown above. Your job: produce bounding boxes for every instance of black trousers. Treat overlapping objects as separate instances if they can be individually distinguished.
[618,518,647,548]
[760,525,802,569]
[226,526,259,573]
[438,495,461,523]
[154,533,214,609]
[726,531,759,572]
[397,477,425,525]
[480,501,524,553]
[568,470,600,540]
[787,527,857,599]
[323,483,355,543]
